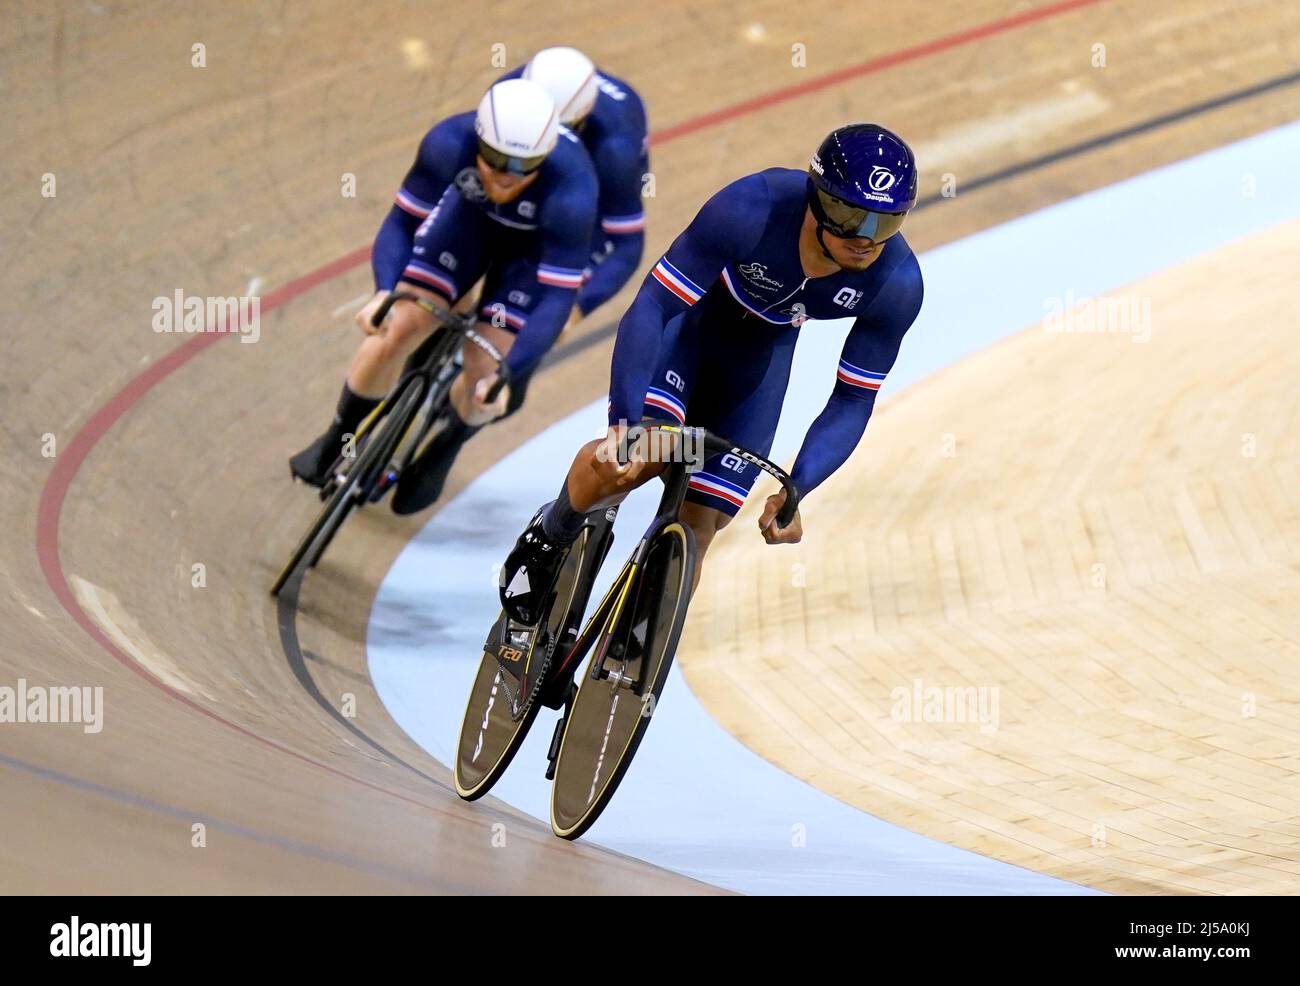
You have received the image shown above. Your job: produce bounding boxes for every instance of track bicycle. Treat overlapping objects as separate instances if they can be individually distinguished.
[454,423,799,839]
[271,291,510,596]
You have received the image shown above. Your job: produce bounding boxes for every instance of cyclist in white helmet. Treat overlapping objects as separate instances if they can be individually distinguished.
[502,47,649,337]
[289,78,599,513]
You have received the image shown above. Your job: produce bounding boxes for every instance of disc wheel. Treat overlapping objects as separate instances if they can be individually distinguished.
[549,521,694,839]
[453,522,599,800]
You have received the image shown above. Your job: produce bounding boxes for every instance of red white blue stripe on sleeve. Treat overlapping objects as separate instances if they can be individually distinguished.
[401,262,457,301]
[644,386,686,423]
[836,358,888,391]
[650,258,705,305]
[601,212,646,235]
[395,188,436,218]
[687,471,748,509]
[537,264,586,288]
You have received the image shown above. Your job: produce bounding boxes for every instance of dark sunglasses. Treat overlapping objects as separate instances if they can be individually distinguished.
[477,138,546,176]
[813,187,908,241]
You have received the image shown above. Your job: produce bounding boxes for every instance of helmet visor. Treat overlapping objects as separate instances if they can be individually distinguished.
[477,138,546,176]
[813,187,908,241]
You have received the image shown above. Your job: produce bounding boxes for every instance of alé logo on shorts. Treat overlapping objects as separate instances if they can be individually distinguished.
[737,262,784,292]
[719,453,746,473]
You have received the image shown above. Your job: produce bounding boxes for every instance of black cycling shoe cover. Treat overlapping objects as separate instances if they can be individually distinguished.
[288,429,343,488]
[390,418,480,515]
[499,510,568,626]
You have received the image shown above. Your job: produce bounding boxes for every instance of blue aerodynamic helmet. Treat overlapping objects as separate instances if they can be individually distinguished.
[807,123,918,242]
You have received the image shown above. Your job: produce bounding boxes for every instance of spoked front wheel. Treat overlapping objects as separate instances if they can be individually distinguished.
[550,521,695,839]
[270,376,424,595]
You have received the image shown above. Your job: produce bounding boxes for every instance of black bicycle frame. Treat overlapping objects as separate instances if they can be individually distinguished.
[550,423,801,681]
[373,290,513,403]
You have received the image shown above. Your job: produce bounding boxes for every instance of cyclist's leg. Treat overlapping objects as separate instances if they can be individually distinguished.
[392,256,541,515]
[448,257,537,424]
[352,193,492,397]
[290,193,489,484]
[675,320,799,591]
[497,310,698,623]
[547,307,702,537]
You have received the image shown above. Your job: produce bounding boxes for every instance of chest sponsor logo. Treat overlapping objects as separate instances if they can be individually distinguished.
[517,200,536,219]
[833,287,864,309]
[455,167,489,203]
[737,262,784,292]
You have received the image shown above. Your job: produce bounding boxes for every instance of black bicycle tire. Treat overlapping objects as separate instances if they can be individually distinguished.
[271,376,424,593]
[306,376,424,566]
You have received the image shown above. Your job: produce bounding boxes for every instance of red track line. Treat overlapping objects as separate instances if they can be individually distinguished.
[33,0,1108,808]
[35,249,457,813]
[651,0,1109,145]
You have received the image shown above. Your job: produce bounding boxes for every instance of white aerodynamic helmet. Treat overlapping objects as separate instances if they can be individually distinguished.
[475,78,559,174]
[523,46,599,126]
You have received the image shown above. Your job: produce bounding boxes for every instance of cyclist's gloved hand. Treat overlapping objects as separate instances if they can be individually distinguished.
[759,490,803,545]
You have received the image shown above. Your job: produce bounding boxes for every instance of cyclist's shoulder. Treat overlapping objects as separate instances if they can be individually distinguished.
[880,234,923,295]
[419,111,476,156]
[585,74,647,166]
[549,127,600,191]
[757,166,810,200]
[845,237,924,325]
[593,70,646,121]
[538,132,599,222]
[708,169,784,212]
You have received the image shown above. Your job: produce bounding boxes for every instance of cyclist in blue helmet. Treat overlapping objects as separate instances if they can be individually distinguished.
[807,122,918,264]
[499,123,925,624]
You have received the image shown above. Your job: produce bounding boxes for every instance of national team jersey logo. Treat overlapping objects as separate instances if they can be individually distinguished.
[737,262,783,291]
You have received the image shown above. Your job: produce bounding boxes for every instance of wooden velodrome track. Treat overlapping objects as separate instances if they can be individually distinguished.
[3,0,1298,892]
